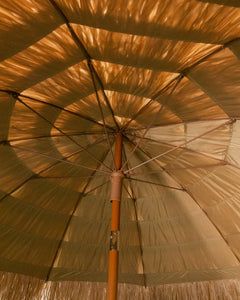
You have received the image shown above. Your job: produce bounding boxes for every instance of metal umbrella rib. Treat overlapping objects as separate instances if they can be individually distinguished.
[124,119,235,174]
[3,131,109,143]
[14,95,112,171]
[47,0,120,131]
[125,131,240,173]
[0,89,113,131]
[0,136,109,206]
[45,145,112,281]
[124,136,240,265]
[88,61,116,169]
[121,74,183,132]
[10,144,110,174]
[121,75,184,171]
[122,145,147,287]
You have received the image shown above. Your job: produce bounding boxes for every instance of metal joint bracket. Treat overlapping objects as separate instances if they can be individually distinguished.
[110,230,120,250]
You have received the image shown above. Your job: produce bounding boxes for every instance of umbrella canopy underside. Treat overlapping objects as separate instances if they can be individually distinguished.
[1,0,240,298]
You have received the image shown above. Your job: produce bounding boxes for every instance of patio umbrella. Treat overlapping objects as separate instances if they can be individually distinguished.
[1,0,240,299]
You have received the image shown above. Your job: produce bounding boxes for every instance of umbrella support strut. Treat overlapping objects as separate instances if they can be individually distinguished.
[107,133,123,300]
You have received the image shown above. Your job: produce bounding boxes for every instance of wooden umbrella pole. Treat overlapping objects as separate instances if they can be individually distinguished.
[107,132,124,300]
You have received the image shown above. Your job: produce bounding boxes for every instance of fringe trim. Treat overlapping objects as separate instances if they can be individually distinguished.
[1,272,240,299]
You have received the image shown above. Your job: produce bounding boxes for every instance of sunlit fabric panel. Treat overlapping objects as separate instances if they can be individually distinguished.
[41,146,112,192]
[8,97,57,140]
[10,141,108,192]
[51,194,144,284]
[23,61,93,106]
[0,145,34,194]
[92,62,226,123]
[11,178,79,215]
[158,77,227,122]
[0,0,62,61]
[48,152,113,282]
[116,137,240,284]
[0,178,80,279]
[24,60,177,109]
[128,179,239,285]
[52,107,106,136]
[23,61,182,128]
[55,0,240,43]
[63,90,180,129]
[93,61,177,99]
[47,150,111,281]
[187,48,240,117]
[103,91,167,127]
[123,142,184,189]
[60,93,112,129]
[8,93,105,143]
[48,149,144,284]
[71,24,219,72]
[168,164,240,260]
[10,135,88,173]
[143,120,232,163]
[183,120,232,160]
[119,143,239,285]
[0,25,83,91]
[9,144,60,176]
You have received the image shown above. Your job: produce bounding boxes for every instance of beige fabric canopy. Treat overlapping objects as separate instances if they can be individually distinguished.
[1,0,240,299]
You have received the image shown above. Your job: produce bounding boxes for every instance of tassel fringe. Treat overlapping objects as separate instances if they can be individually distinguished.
[0,272,240,299]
